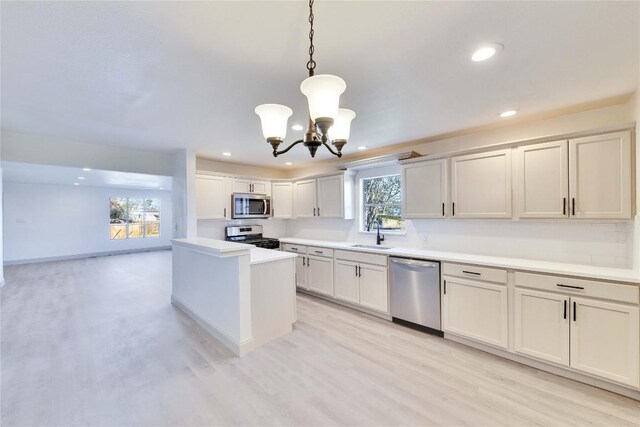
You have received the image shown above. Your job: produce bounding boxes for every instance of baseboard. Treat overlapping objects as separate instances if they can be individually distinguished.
[445,333,640,401]
[4,246,172,266]
[171,295,255,357]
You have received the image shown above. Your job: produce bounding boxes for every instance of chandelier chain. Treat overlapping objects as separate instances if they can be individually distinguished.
[306,0,316,73]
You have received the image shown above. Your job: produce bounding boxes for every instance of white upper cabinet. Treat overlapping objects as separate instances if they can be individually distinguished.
[569,131,632,219]
[293,173,354,219]
[402,159,448,218]
[317,175,344,218]
[232,178,271,195]
[196,174,229,220]
[271,182,293,218]
[516,140,569,219]
[294,179,317,218]
[451,149,512,218]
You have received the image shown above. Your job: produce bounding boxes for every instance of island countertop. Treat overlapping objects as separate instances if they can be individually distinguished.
[250,247,297,265]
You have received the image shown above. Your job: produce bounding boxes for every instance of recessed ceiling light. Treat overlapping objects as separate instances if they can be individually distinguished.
[291,124,304,131]
[82,168,91,171]
[77,176,85,180]
[471,43,503,62]
[222,152,231,156]
[499,110,518,118]
[285,162,293,166]
[73,183,79,186]
[357,146,367,150]
[159,187,164,190]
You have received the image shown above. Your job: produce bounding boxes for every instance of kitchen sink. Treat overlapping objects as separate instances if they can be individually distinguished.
[350,244,394,250]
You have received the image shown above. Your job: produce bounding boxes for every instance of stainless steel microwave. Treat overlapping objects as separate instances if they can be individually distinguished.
[231,193,271,219]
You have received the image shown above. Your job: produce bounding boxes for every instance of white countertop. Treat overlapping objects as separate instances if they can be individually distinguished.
[250,247,297,265]
[171,238,250,257]
[279,237,640,284]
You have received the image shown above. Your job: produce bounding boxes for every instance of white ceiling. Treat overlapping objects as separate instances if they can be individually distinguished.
[1,161,172,190]
[1,1,638,170]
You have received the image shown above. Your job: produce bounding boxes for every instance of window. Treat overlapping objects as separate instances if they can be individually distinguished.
[110,198,160,240]
[361,174,404,232]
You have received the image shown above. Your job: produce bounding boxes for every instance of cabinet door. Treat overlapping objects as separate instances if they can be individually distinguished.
[307,256,334,296]
[317,175,344,218]
[232,178,251,194]
[569,131,632,219]
[294,179,317,218]
[442,277,508,348]
[516,141,569,219]
[334,260,359,304]
[272,182,293,218]
[402,159,448,218]
[295,255,308,290]
[251,180,271,195]
[451,149,512,218]
[359,265,389,313]
[514,289,569,366]
[570,297,639,387]
[196,175,227,220]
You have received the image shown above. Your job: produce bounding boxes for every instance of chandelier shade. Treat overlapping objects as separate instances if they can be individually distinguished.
[300,74,346,121]
[254,104,293,140]
[329,108,356,142]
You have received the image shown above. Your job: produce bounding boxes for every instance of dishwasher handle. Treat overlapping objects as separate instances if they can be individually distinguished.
[390,258,439,269]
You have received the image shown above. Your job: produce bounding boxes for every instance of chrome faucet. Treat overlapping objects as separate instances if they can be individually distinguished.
[376,220,385,245]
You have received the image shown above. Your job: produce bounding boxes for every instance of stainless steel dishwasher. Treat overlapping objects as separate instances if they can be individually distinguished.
[389,257,442,336]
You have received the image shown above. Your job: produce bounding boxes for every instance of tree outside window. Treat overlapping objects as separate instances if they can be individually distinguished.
[361,175,404,232]
[109,198,160,240]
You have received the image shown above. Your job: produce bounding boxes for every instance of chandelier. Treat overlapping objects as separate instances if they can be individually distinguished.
[255,0,355,158]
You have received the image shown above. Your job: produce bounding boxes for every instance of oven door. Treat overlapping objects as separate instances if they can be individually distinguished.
[232,194,271,219]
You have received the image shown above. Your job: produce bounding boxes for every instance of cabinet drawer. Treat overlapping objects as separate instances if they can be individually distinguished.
[334,250,387,267]
[282,244,307,254]
[515,272,639,305]
[442,263,507,285]
[307,246,334,258]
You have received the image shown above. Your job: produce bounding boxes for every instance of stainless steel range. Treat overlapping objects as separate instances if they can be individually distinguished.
[224,225,280,249]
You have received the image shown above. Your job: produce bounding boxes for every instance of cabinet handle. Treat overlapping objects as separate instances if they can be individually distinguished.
[572,198,575,216]
[443,280,447,295]
[442,202,445,216]
[355,265,358,277]
[452,202,455,216]
[317,207,320,216]
[563,300,567,319]
[307,257,310,267]
[562,198,566,216]
[315,250,323,254]
[313,208,316,216]
[462,270,481,276]
[358,266,362,277]
[290,247,298,251]
[303,256,306,266]
[223,208,226,217]
[573,301,576,322]
[556,284,584,290]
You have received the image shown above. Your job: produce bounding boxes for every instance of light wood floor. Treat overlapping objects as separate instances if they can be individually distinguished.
[2,250,639,427]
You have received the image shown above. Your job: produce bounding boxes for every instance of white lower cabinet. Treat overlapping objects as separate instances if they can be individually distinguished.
[359,264,389,313]
[307,255,334,296]
[570,297,639,387]
[513,288,639,388]
[442,277,508,349]
[334,260,360,304]
[295,254,308,290]
[514,289,569,366]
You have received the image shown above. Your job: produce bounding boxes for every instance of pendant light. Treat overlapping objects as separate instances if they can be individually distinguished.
[255,0,355,158]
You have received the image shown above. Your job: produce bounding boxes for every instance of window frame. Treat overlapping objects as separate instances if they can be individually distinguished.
[359,173,405,234]
[109,197,161,240]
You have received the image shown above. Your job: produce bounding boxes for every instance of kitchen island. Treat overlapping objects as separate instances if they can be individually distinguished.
[171,238,297,356]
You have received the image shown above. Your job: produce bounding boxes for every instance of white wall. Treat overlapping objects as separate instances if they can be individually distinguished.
[3,183,172,263]
[0,167,4,284]
[284,165,634,268]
